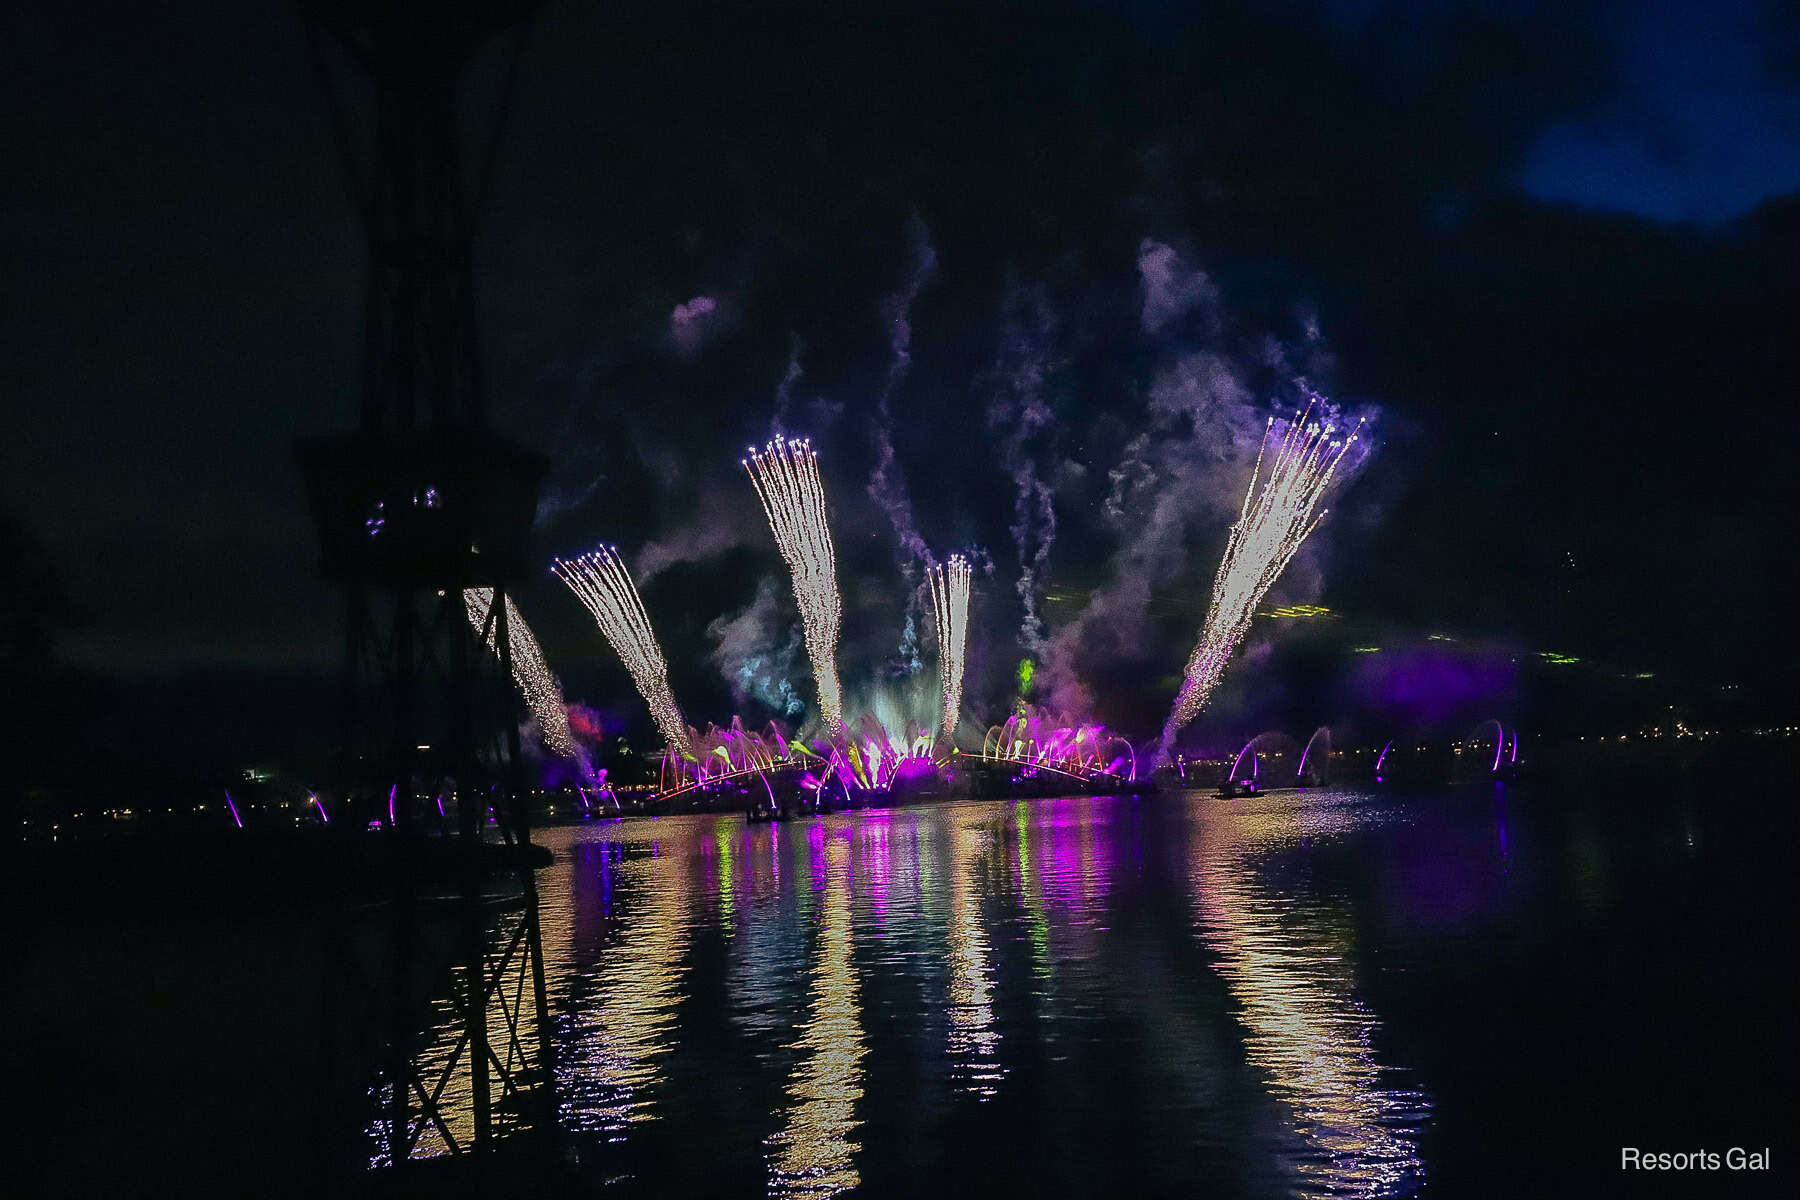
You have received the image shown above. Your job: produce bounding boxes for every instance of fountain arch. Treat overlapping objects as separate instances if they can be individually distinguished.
[1297,726,1332,786]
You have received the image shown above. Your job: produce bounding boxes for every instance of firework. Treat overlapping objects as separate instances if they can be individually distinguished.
[463,588,582,763]
[928,554,972,742]
[744,435,845,738]
[1159,402,1365,756]
[552,546,691,756]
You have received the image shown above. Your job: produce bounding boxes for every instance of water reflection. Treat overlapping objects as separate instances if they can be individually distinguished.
[945,811,1002,1095]
[559,838,691,1135]
[1189,793,1430,1196]
[373,795,1439,1194]
[362,883,547,1164]
[766,832,865,1198]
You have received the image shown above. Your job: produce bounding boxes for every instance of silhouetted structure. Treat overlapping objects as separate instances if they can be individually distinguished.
[294,0,553,1180]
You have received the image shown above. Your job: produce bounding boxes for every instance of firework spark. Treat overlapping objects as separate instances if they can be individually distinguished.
[463,588,583,764]
[553,547,691,756]
[744,436,845,738]
[929,554,972,742]
[1160,402,1365,757]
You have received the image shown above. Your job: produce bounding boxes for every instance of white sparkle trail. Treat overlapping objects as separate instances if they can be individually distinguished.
[463,588,583,765]
[1159,402,1366,759]
[553,546,692,757]
[744,435,845,739]
[929,553,972,745]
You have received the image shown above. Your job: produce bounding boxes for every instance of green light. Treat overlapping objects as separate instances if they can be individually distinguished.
[1016,657,1035,693]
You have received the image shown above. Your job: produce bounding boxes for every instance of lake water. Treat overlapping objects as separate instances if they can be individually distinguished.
[394,779,1792,1196]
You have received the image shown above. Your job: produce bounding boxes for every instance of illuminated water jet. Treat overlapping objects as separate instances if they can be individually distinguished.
[1297,726,1331,785]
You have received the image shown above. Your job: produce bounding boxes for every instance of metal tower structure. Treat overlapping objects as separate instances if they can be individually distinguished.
[294,0,554,1177]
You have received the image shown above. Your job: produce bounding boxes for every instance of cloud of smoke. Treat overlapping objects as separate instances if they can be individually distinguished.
[867,216,940,674]
[770,332,804,436]
[669,294,720,355]
[1035,240,1343,723]
[706,575,807,720]
[1137,239,1218,335]
[985,284,1061,654]
[633,347,825,585]
[633,480,763,583]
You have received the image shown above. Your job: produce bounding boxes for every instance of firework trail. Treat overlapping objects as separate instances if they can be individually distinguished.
[463,588,583,765]
[929,554,972,743]
[868,217,939,673]
[1159,402,1365,758]
[552,546,692,757]
[745,435,845,739]
[986,286,1059,653]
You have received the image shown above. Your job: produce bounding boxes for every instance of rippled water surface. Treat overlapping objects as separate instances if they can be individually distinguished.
[399,783,1792,1197]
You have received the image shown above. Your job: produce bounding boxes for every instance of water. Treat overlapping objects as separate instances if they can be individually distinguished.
[400,781,1793,1197]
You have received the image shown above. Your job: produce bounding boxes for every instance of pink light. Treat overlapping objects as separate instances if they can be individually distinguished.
[312,795,329,824]
[224,791,243,829]
[387,784,397,827]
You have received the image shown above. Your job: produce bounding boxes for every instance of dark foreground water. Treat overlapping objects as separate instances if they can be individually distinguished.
[392,780,1793,1197]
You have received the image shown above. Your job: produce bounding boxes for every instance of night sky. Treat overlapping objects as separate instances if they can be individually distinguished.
[7,0,1800,785]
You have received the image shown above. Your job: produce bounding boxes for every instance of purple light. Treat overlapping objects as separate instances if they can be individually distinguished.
[1375,740,1392,772]
[312,795,329,824]
[224,790,243,829]
[1510,729,1518,764]
[1491,723,1504,773]
[387,784,397,827]
[1228,740,1255,782]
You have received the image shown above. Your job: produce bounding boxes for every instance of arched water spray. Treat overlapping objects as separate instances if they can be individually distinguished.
[1228,740,1258,783]
[1473,719,1505,775]
[1296,726,1332,785]
[1228,731,1298,784]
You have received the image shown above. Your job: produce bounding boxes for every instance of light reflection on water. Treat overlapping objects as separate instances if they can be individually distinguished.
[945,812,1002,1095]
[554,840,691,1136]
[388,793,1441,1196]
[1189,793,1430,1196]
[766,832,865,1199]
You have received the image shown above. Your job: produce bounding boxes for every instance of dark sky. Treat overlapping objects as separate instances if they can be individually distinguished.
[6,0,1799,777]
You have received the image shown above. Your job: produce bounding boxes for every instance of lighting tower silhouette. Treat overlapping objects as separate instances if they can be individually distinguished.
[294,0,553,1176]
